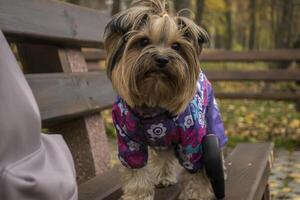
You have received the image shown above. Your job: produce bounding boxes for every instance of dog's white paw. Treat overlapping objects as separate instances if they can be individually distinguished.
[178,188,214,200]
[178,170,215,200]
[155,177,177,188]
[122,193,154,200]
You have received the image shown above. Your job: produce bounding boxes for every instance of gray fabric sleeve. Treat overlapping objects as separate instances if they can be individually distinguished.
[0,30,78,200]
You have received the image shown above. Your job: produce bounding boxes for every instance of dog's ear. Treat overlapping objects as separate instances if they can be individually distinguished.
[104,8,150,79]
[176,16,209,53]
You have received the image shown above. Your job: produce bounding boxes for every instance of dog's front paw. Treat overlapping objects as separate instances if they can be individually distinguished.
[155,177,177,188]
[178,188,214,200]
[122,192,154,200]
[178,170,214,200]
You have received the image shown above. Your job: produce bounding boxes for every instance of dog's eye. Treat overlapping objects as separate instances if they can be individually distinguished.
[139,38,150,47]
[171,42,180,51]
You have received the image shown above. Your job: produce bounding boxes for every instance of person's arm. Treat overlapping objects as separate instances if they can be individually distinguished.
[0,30,77,200]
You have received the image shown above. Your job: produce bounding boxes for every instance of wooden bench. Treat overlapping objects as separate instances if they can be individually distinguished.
[0,0,274,199]
[79,143,274,200]
[83,49,300,111]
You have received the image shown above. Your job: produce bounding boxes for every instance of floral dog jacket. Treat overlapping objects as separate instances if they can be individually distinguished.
[112,72,228,172]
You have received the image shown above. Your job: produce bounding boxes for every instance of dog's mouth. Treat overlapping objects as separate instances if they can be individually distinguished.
[144,68,171,78]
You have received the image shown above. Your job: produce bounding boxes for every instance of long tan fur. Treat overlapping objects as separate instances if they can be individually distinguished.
[104,1,212,199]
[104,0,209,115]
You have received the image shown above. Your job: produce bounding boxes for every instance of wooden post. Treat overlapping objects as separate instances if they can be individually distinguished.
[17,44,110,184]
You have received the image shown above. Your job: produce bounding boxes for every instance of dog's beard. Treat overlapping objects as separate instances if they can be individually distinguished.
[105,0,209,115]
[111,44,199,115]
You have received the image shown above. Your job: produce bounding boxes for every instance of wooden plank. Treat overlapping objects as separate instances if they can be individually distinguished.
[215,92,300,101]
[87,62,103,72]
[83,49,300,62]
[200,49,300,62]
[225,143,273,200]
[83,50,107,61]
[79,143,273,200]
[78,165,181,200]
[204,70,300,81]
[0,0,110,47]
[78,167,122,200]
[25,72,116,125]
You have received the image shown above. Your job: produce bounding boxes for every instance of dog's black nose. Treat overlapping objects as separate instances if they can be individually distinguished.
[155,56,169,68]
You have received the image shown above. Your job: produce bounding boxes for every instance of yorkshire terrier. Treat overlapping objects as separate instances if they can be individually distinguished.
[104,0,227,199]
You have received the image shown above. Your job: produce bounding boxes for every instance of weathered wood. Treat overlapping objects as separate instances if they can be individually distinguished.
[78,165,182,200]
[215,92,300,101]
[55,48,111,182]
[87,61,102,71]
[25,71,298,125]
[225,143,273,200]
[83,49,300,62]
[26,72,115,125]
[18,43,112,183]
[79,143,273,200]
[204,70,300,81]
[83,50,107,61]
[199,49,300,62]
[0,0,110,47]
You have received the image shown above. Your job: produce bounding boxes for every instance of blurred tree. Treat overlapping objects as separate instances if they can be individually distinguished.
[248,0,257,49]
[61,0,108,10]
[273,0,294,48]
[196,0,205,25]
[224,0,232,49]
[174,0,191,18]
[59,0,300,50]
[112,0,121,15]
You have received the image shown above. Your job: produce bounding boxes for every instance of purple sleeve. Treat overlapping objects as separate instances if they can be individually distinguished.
[112,102,148,169]
[205,83,228,147]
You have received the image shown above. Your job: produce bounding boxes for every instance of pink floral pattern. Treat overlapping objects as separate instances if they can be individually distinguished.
[112,73,227,171]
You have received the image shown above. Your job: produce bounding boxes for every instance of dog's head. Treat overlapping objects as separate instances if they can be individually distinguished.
[104,0,209,115]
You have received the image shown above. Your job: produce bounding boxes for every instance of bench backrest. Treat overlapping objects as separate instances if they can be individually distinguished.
[0,0,109,47]
[0,0,115,126]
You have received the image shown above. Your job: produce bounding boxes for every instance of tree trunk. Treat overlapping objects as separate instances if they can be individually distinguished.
[274,0,294,48]
[196,0,205,25]
[225,0,233,49]
[111,0,121,15]
[248,0,256,49]
[174,0,191,18]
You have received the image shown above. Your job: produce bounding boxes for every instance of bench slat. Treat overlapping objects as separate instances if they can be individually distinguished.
[225,143,273,200]
[204,70,300,81]
[26,72,299,127]
[0,0,109,47]
[83,49,300,62]
[79,143,273,200]
[199,49,300,62]
[26,72,116,125]
[216,92,300,101]
[79,167,121,200]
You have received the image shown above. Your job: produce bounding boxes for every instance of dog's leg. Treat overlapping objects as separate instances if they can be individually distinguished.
[179,152,226,200]
[149,149,178,188]
[178,168,214,200]
[121,166,155,200]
